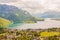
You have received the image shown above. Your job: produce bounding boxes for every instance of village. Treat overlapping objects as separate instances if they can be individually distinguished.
[0,28,60,40]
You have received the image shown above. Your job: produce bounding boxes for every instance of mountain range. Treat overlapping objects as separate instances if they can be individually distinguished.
[34,11,60,18]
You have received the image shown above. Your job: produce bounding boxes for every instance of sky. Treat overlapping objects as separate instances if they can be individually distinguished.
[0,0,60,14]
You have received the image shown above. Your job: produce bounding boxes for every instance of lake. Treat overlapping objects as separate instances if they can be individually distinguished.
[9,18,60,29]
[9,21,60,29]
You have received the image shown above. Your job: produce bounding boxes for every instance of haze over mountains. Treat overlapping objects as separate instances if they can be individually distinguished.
[34,11,60,18]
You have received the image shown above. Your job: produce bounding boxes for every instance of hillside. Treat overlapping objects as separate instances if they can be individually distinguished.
[0,4,36,24]
[0,18,12,28]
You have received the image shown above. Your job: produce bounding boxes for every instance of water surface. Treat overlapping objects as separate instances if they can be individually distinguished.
[10,19,60,29]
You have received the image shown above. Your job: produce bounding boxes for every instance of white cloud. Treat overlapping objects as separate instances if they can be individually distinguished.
[0,0,17,3]
[0,0,60,14]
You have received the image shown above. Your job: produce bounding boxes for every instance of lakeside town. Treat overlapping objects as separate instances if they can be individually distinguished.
[0,28,60,40]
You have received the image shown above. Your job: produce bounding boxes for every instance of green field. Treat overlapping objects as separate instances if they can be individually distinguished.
[40,32,60,37]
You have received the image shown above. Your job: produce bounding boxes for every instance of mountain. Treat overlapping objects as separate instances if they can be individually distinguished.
[0,4,36,24]
[34,11,60,18]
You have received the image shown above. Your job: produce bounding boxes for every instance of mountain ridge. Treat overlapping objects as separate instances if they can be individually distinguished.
[34,11,60,18]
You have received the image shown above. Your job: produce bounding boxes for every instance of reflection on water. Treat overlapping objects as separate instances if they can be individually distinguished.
[10,19,60,29]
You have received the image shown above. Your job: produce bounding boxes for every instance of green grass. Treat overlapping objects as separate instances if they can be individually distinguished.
[40,31,60,37]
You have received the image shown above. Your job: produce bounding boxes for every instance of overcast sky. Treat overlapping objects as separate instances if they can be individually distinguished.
[0,0,60,14]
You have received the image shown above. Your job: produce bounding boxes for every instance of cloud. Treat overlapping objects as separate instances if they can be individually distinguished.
[0,0,17,3]
[18,0,60,13]
[40,0,60,11]
[0,0,60,14]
